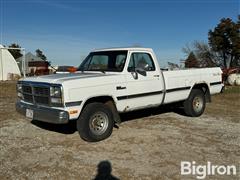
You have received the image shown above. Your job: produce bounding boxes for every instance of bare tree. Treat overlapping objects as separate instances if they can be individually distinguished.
[182,41,218,68]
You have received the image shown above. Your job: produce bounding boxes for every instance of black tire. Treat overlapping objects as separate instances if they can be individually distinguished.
[77,102,114,142]
[183,89,206,117]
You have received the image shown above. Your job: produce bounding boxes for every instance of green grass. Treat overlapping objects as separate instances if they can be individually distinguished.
[224,85,240,94]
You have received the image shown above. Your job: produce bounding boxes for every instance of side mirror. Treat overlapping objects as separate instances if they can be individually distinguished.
[136,67,147,76]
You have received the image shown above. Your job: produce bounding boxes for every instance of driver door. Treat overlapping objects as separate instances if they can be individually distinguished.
[124,51,164,111]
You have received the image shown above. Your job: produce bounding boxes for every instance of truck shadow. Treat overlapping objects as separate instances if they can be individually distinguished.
[30,104,185,134]
[31,119,77,134]
[120,104,186,123]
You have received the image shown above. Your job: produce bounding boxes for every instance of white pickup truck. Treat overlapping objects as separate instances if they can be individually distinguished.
[16,47,224,141]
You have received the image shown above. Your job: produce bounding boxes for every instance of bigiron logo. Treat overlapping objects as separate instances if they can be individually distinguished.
[180,161,239,179]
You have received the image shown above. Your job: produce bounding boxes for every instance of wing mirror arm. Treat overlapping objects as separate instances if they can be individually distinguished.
[131,71,138,79]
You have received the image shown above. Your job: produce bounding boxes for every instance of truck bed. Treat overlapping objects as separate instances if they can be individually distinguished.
[163,67,223,104]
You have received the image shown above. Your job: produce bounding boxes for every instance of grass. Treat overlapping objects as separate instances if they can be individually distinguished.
[205,85,240,123]
[223,85,240,94]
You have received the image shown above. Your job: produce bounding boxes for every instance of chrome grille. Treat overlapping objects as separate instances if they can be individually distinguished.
[22,84,50,106]
[34,96,49,105]
[22,85,32,94]
[34,87,49,96]
[23,94,33,103]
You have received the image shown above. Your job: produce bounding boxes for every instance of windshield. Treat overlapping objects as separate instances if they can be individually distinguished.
[78,50,128,72]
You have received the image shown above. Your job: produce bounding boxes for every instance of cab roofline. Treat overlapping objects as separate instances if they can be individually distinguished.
[92,47,153,52]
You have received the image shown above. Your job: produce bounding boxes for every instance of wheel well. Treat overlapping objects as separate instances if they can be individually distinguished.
[83,96,114,106]
[82,96,121,124]
[192,83,211,102]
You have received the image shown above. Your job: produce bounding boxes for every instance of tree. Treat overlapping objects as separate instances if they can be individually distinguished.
[185,52,199,68]
[8,43,22,59]
[182,41,217,68]
[35,49,47,61]
[192,41,217,67]
[208,16,240,68]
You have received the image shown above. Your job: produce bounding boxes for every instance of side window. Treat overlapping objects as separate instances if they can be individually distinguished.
[127,53,155,72]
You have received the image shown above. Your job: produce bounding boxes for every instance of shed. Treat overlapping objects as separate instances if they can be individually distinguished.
[0,44,21,81]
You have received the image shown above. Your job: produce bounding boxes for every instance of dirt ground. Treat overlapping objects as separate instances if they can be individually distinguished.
[0,81,239,179]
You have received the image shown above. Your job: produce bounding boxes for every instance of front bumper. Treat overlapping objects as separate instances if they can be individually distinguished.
[16,101,69,124]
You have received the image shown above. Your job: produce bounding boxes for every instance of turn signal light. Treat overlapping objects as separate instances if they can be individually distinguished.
[69,110,78,114]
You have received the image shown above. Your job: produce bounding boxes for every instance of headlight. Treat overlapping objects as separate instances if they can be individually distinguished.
[51,97,62,104]
[17,92,23,99]
[50,86,61,97]
[50,86,63,106]
[16,83,23,99]
[17,83,22,92]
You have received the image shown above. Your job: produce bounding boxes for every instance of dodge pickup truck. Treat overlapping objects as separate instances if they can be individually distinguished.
[16,47,224,142]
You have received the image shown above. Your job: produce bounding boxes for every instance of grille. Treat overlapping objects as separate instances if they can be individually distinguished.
[34,96,49,105]
[22,84,50,106]
[34,87,49,96]
[22,85,32,94]
[23,94,33,103]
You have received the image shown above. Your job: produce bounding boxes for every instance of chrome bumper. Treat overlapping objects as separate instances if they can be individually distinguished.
[16,101,69,124]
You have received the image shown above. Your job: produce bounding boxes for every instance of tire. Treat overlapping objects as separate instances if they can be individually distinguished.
[77,102,114,142]
[183,89,206,117]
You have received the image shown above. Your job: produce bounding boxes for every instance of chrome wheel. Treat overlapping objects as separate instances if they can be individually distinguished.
[89,112,109,136]
[192,96,203,113]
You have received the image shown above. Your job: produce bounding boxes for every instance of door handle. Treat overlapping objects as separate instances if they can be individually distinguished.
[116,86,126,90]
[153,75,160,77]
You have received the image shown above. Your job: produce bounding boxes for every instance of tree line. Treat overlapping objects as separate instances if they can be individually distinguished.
[6,43,47,61]
[184,15,240,69]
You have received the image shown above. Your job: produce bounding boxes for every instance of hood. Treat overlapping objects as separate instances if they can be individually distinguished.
[21,72,116,84]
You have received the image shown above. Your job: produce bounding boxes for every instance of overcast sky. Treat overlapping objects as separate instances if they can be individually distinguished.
[0,0,239,67]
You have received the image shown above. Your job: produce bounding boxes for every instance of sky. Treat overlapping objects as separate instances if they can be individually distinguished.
[0,0,239,67]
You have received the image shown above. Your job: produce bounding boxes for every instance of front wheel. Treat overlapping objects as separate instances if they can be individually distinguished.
[77,102,114,142]
[183,89,206,117]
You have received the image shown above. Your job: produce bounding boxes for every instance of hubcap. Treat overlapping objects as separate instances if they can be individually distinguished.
[192,96,203,113]
[89,112,109,136]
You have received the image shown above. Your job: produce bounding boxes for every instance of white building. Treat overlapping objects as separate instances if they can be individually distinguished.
[16,52,44,74]
[0,45,21,81]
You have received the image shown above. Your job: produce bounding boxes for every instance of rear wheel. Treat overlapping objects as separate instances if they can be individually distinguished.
[77,102,114,142]
[183,89,206,117]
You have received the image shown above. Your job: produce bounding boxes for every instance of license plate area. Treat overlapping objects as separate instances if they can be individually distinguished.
[26,109,33,119]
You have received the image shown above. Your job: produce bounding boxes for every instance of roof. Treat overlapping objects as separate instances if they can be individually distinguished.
[92,47,153,52]
[28,61,49,67]
[16,52,44,62]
